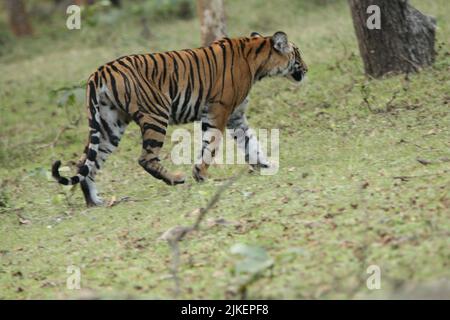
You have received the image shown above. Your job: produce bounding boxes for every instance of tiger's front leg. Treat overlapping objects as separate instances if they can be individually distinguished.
[227,98,270,170]
[193,103,230,182]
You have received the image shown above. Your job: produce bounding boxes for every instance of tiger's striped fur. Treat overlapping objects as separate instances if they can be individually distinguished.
[52,31,308,206]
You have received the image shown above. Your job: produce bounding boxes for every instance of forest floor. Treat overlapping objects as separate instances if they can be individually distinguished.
[0,0,449,299]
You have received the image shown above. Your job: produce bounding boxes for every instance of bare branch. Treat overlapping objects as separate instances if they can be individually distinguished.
[161,167,246,297]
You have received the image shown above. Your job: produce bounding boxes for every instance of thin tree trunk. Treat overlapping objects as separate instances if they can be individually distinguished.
[110,0,121,7]
[348,0,436,78]
[196,0,227,46]
[5,0,33,37]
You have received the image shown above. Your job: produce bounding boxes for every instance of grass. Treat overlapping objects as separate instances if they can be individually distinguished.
[0,0,449,299]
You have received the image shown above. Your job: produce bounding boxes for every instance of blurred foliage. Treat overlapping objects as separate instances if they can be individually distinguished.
[129,0,194,21]
[228,243,274,298]
[0,187,9,209]
[230,243,274,275]
[49,83,86,124]
[0,0,195,59]
[49,82,85,107]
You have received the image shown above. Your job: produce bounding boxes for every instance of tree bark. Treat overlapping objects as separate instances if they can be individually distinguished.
[110,0,121,7]
[196,0,227,46]
[348,0,436,78]
[5,0,33,37]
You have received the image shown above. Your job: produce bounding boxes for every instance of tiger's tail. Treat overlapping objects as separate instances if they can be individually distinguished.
[52,79,101,186]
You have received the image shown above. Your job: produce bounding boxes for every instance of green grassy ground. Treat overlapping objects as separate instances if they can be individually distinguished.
[0,0,449,299]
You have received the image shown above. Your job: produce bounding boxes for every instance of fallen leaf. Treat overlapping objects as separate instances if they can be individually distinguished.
[12,271,23,278]
[19,217,30,225]
[304,221,320,229]
[41,281,57,288]
[281,196,290,204]
[424,129,438,136]
[107,196,131,208]
[158,226,192,242]
[206,217,241,228]
[107,196,117,207]
[185,207,202,218]
[417,158,432,165]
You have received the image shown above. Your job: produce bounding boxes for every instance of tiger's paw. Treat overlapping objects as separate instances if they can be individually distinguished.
[249,161,271,173]
[86,197,104,207]
[192,165,207,182]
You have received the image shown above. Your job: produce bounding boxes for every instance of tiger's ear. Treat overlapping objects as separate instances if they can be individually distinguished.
[250,32,262,37]
[272,31,290,53]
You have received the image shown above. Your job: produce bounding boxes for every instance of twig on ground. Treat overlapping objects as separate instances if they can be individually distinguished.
[393,170,448,181]
[161,167,246,298]
[50,82,86,96]
[192,173,241,231]
[385,90,400,112]
[36,125,70,149]
[35,116,80,150]
[397,138,431,150]
[106,196,140,208]
[169,240,182,297]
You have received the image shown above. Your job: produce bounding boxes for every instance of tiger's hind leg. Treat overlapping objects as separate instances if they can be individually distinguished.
[81,103,130,207]
[134,110,185,185]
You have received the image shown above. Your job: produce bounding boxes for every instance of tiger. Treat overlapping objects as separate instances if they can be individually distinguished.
[52,31,308,207]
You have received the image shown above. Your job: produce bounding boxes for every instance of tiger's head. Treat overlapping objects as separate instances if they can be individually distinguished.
[250,31,308,83]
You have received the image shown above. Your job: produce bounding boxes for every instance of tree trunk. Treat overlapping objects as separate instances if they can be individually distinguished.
[196,0,227,46]
[110,0,121,7]
[5,0,33,37]
[348,0,436,78]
